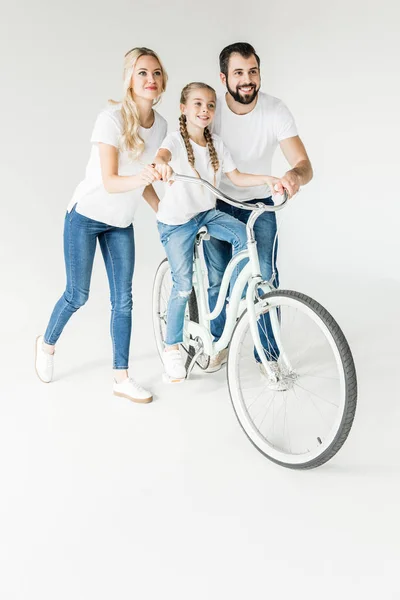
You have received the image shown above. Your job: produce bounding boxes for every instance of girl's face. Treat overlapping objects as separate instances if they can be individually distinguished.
[131,55,164,101]
[181,88,216,129]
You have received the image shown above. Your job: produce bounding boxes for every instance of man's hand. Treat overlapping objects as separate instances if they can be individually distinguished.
[273,171,301,198]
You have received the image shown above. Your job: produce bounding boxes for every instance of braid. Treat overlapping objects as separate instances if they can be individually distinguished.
[179,114,201,179]
[203,127,220,186]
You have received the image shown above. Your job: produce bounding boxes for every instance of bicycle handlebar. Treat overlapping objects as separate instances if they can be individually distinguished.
[170,173,289,212]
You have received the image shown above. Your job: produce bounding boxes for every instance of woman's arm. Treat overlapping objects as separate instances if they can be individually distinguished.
[142,184,160,212]
[226,169,281,191]
[99,143,161,193]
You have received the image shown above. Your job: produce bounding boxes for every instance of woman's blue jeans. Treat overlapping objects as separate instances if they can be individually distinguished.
[44,206,135,369]
[157,208,248,346]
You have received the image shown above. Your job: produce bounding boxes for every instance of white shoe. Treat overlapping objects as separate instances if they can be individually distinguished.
[113,377,153,403]
[258,360,289,391]
[162,349,186,383]
[35,335,54,383]
[206,348,228,373]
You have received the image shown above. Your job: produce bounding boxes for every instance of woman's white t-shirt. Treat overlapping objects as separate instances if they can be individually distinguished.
[156,131,236,225]
[212,92,298,201]
[67,103,168,228]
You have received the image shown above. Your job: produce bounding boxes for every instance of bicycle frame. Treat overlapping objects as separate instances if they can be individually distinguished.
[172,174,291,379]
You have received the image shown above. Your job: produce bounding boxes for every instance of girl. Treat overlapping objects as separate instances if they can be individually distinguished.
[35,47,168,403]
[154,82,281,382]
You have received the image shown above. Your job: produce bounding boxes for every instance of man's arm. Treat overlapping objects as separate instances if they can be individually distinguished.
[277,136,313,197]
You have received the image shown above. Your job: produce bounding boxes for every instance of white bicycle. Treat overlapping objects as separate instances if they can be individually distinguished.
[152,174,357,469]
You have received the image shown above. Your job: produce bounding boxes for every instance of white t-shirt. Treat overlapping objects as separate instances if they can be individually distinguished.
[67,104,167,227]
[212,91,298,201]
[156,131,236,225]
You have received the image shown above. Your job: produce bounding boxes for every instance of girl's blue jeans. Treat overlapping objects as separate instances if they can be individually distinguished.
[157,208,248,346]
[44,205,135,369]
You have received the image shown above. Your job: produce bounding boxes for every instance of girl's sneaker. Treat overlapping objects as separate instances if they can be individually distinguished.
[113,377,153,403]
[162,349,186,383]
[35,335,54,383]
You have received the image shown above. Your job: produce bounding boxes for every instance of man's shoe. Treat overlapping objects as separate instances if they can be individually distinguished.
[162,349,186,383]
[206,348,228,373]
[35,335,54,383]
[113,377,153,403]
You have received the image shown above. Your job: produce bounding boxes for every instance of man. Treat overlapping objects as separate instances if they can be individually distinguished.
[204,42,313,372]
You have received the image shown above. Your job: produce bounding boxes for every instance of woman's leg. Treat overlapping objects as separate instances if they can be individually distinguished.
[98,225,135,375]
[44,208,97,347]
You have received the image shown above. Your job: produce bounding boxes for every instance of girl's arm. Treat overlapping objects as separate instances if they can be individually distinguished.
[99,143,161,193]
[142,184,160,212]
[153,148,174,182]
[226,169,282,191]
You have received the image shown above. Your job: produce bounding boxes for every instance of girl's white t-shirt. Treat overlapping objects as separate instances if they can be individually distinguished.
[156,131,236,225]
[211,92,298,201]
[67,103,167,228]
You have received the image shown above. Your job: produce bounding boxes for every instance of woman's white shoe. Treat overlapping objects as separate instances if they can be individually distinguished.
[35,335,54,383]
[162,349,186,383]
[113,377,153,403]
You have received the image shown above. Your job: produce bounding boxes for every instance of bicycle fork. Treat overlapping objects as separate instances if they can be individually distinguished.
[246,278,293,380]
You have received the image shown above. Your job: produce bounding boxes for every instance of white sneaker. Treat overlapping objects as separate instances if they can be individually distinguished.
[258,360,289,391]
[113,377,153,403]
[35,335,54,383]
[162,349,186,383]
[206,348,228,373]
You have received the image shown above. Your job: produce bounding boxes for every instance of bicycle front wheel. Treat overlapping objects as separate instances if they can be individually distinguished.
[227,290,357,469]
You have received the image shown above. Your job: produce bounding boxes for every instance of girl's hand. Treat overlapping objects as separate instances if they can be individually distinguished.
[137,165,161,186]
[155,163,174,184]
[265,176,284,194]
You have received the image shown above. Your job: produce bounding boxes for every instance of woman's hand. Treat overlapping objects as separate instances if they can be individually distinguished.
[155,163,174,184]
[137,164,162,187]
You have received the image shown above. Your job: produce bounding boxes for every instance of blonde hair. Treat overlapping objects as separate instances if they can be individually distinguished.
[110,47,168,160]
[179,82,220,185]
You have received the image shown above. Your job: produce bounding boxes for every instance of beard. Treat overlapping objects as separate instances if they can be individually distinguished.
[226,79,259,105]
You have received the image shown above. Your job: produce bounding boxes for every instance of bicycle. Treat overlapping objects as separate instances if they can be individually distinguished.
[152,174,357,469]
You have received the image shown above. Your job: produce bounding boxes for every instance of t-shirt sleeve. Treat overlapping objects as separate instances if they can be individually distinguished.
[275,101,298,142]
[158,133,180,161]
[90,111,121,148]
[220,140,236,173]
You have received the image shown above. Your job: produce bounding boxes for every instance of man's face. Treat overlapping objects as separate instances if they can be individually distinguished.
[221,53,261,105]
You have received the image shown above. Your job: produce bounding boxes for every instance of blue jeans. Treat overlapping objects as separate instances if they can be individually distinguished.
[157,208,248,346]
[203,197,280,361]
[44,205,135,369]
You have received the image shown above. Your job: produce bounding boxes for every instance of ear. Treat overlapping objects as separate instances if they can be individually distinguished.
[179,103,186,115]
[220,72,226,87]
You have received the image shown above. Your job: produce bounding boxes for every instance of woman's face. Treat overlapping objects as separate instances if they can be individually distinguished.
[181,88,216,130]
[131,55,164,101]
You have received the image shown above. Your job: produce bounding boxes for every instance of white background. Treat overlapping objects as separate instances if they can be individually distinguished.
[1,0,400,598]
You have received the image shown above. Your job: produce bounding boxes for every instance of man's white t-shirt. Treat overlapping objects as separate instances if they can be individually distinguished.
[212,91,298,201]
[67,104,168,228]
[156,131,236,225]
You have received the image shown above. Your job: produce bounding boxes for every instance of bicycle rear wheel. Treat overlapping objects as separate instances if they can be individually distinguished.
[227,290,357,469]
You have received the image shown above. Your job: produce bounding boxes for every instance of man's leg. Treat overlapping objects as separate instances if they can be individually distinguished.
[248,197,280,361]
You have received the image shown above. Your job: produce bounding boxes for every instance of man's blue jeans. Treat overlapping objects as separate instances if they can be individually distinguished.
[157,208,248,346]
[203,197,280,361]
[44,205,135,369]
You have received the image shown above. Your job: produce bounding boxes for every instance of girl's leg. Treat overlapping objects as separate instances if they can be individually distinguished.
[157,220,197,346]
[201,209,248,291]
[98,225,135,375]
[44,208,97,347]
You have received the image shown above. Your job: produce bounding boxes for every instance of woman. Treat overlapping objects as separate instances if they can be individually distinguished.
[35,47,168,403]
